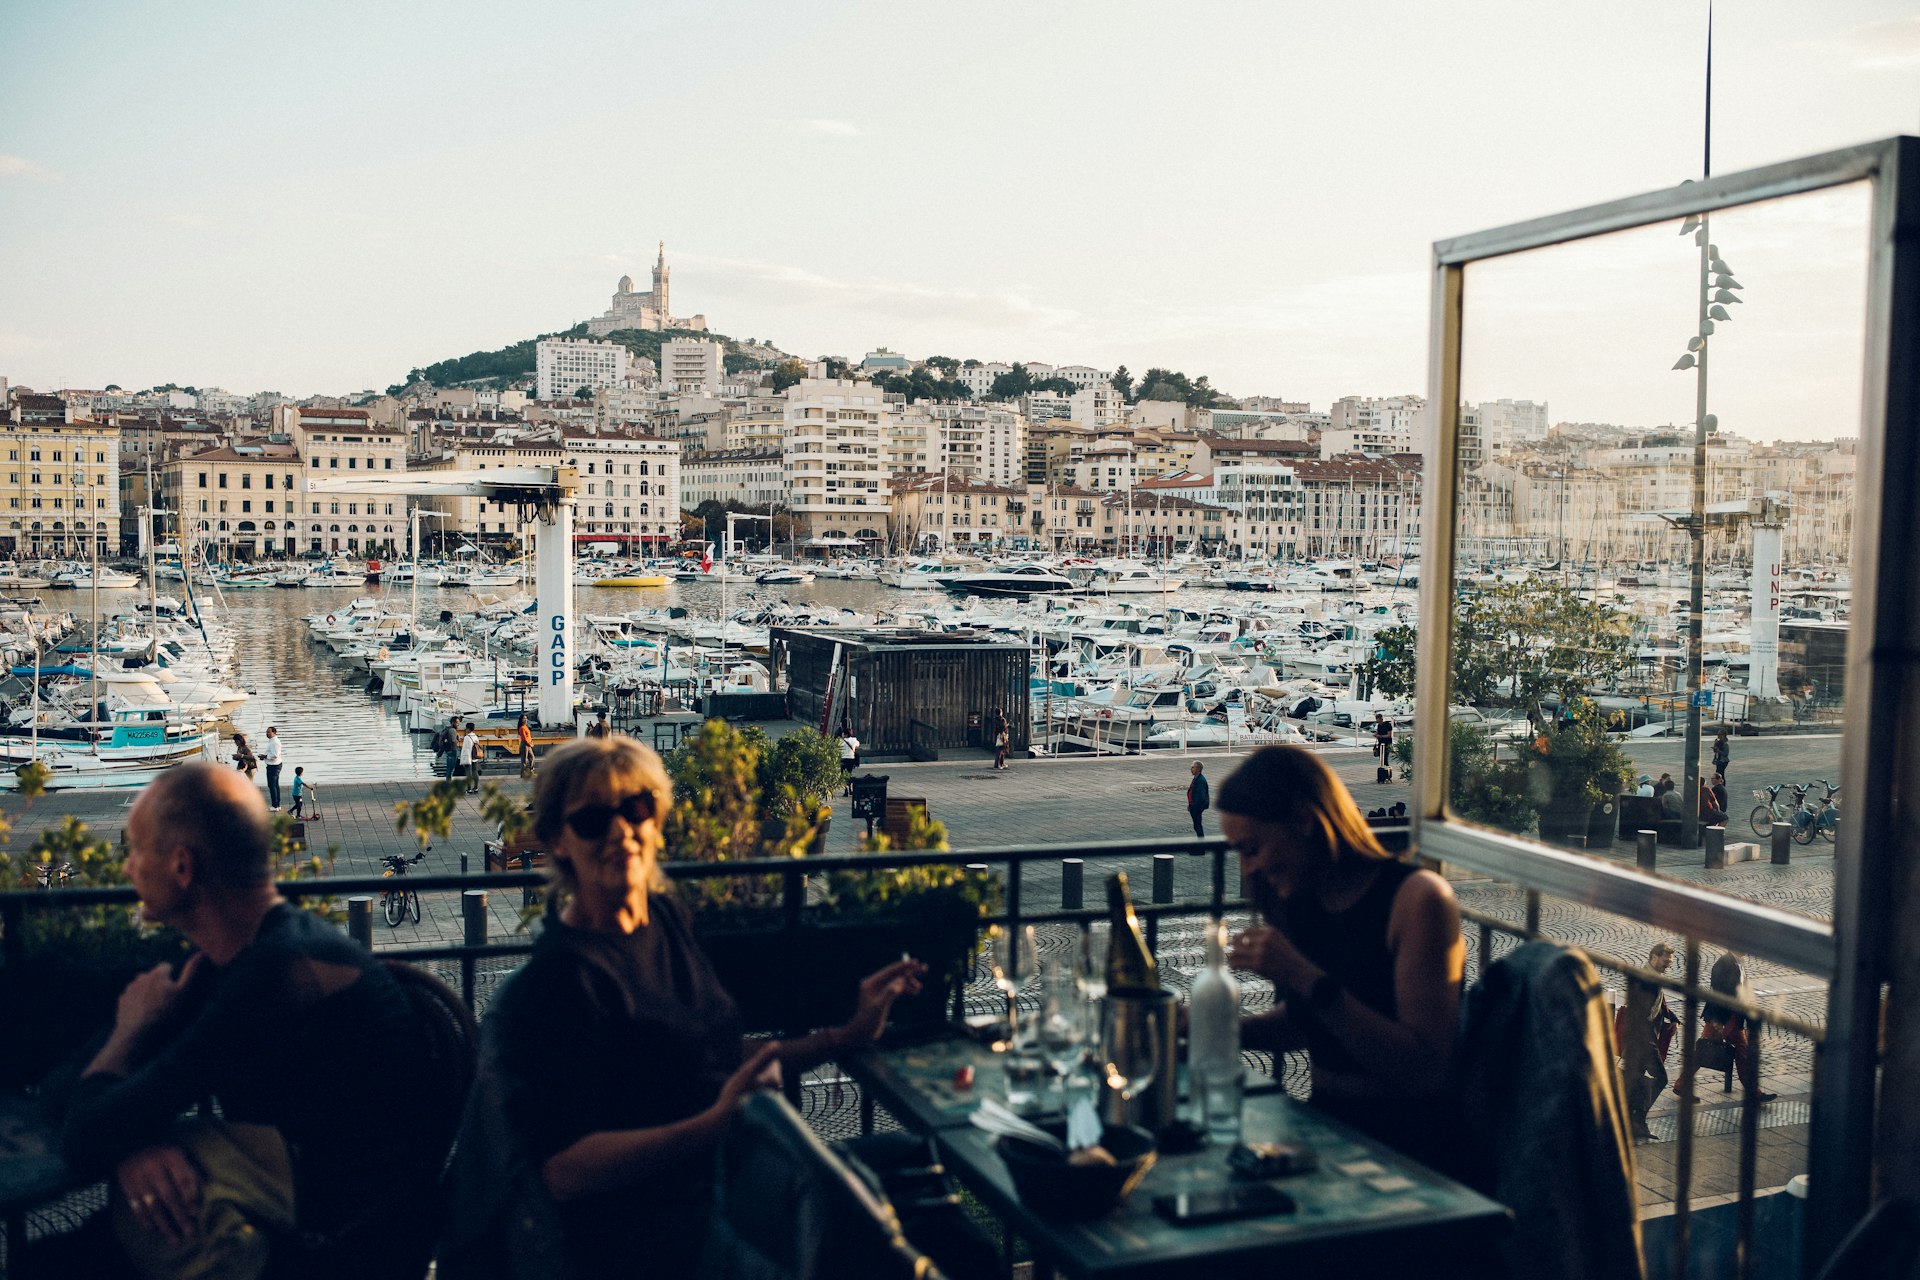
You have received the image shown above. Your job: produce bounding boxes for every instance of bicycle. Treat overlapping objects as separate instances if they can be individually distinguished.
[381,850,425,926]
[1748,783,1798,838]
[1793,781,1841,846]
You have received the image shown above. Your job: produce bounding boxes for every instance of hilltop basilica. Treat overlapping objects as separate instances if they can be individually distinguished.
[585,242,708,335]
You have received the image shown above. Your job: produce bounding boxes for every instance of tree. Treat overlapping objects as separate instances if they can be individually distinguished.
[823,357,851,380]
[1111,366,1133,399]
[1030,377,1077,398]
[573,385,595,399]
[988,363,1034,401]
[1452,581,1634,713]
[1394,721,1538,835]
[1358,623,1419,700]
[880,369,969,403]
[923,355,960,375]
[770,359,808,392]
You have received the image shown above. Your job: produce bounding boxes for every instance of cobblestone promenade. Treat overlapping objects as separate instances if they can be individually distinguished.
[9,730,1842,1212]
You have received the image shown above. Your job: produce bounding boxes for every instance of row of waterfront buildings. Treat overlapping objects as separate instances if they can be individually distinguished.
[0,352,1855,566]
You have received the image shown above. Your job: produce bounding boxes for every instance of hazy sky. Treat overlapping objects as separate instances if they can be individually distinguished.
[4,0,1918,426]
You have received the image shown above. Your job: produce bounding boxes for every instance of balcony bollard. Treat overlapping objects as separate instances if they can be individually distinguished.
[1061,858,1083,911]
[1637,830,1658,870]
[346,896,373,950]
[1772,822,1792,865]
[1151,853,1174,905]
[460,849,469,876]
[1705,826,1726,869]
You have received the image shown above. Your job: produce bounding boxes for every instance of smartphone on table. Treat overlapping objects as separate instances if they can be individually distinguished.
[1153,1183,1297,1226]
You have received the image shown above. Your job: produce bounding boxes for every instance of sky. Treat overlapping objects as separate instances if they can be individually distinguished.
[3,0,1918,436]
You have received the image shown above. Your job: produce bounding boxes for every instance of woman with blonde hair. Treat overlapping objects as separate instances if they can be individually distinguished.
[1219,746,1464,1167]
[453,736,924,1277]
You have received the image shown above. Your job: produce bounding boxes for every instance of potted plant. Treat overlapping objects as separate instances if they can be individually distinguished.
[661,720,994,1035]
[1515,698,1635,848]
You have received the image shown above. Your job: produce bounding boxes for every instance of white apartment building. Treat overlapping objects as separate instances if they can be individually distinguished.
[960,362,1011,399]
[682,448,786,511]
[1475,398,1550,452]
[536,337,631,402]
[1022,392,1073,424]
[1069,441,1138,494]
[1069,385,1124,428]
[783,378,893,549]
[561,425,681,551]
[1327,394,1425,454]
[1054,365,1110,392]
[889,404,1027,487]
[282,406,408,555]
[412,438,568,546]
[661,338,724,396]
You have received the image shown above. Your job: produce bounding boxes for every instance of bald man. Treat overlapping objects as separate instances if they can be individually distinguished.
[53,764,435,1275]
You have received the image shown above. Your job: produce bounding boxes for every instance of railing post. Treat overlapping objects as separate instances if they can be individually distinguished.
[347,896,373,949]
[461,888,487,1011]
[1210,847,1226,919]
[1705,825,1727,869]
[1771,821,1792,865]
[1147,853,1173,955]
[1060,858,1083,912]
[460,849,469,876]
[1637,829,1658,870]
[1005,857,1023,951]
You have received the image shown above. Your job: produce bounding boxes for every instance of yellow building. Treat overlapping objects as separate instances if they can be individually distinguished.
[0,398,122,558]
[160,443,304,560]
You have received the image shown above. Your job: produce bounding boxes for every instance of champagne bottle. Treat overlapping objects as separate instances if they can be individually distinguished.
[1105,871,1159,993]
[1186,918,1244,1143]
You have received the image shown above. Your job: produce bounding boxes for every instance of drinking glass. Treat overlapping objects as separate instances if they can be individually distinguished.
[1038,956,1089,1103]
[1077,923,1109,1003]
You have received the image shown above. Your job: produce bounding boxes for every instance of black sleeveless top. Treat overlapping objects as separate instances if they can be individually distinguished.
[1274,859,1418,1077]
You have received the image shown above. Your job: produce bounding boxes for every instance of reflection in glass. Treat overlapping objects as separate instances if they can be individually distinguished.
[1439,182,1869,920]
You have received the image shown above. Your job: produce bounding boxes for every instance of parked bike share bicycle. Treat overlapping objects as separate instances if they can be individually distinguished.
[1793,780,1841,846]
[380,849,425,926]
[1750,782,1808,838]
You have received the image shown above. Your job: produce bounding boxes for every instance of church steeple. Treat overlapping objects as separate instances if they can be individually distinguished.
[652,241,670,320]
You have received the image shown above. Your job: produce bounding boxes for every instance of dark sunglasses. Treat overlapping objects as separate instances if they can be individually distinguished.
[564,794,655,841]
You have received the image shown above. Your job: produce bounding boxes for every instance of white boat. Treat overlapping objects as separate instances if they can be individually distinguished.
[943,564,1078,599]
[756,567,816,585]
[51,566,139,590]
[0,708,215,790]
[1081,562,1185,594]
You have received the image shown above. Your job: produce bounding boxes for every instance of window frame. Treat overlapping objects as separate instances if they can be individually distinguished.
[1411,136,1920,1256]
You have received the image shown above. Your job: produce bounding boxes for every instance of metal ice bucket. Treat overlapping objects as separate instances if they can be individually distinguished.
[1100,989,1178,1131]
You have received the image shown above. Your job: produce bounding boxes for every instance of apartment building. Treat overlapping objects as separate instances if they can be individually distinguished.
[661,338,724,396]
[1100,491,1239,556]
[682,448,785,511]
[413,438,567,548]
[783,378,893,549]
[0,399,122,558]
[162,442,303,559]
[280,406,408,555]
[1327,394,1425,454]
[536,337,632,402]
[560,425,681,551]
[889,404,1026,487]
[890,474,1025,551]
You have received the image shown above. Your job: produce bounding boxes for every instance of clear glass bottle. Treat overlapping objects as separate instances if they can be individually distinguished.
[1186,917,1244,1144]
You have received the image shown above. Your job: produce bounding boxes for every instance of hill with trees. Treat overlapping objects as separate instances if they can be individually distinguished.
[394,324,791,393]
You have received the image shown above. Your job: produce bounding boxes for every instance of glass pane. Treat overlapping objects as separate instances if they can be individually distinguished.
[1445,180,1871,921]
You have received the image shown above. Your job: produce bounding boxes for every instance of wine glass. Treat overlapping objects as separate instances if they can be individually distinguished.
[1038,957,1089,1104]
[1077,922,1110,1003]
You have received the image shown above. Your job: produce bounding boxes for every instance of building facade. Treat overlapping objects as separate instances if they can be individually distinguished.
[162,443,303,560]
[284,407,407,555]
[559,426,681,551]
[536,338,632,402]
[0,404,122,558]
[783,378,893,551]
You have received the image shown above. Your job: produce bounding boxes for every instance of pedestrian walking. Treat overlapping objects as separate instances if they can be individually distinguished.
[261,725,284,809]
[1674,950,1775,1102]
[1712,727,1731,784]
[1186,760,1210,840]
[990,707,1010,770]
[586,710,612,739]
[517,714,536,778]
[1619,942,1678,1142]
[461,723,482,794]
[433,717,461,781]
[1373,713,1394,784]
[289,766,308,818]
[231,731,257,780]
[839,726,860,773]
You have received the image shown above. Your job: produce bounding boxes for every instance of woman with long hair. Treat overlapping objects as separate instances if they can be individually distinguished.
[1218,746,1464,1165]
[455,736,924,1276]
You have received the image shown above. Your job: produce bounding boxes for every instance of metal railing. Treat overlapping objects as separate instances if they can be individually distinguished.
[1,827,1831,1276]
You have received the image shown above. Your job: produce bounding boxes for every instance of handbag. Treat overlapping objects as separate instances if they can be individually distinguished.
[111,1120,296,1280]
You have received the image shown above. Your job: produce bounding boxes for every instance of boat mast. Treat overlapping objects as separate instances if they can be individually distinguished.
[89,516,99,724]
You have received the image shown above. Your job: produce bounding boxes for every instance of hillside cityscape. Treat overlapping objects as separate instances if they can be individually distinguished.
[0,244,1854,569]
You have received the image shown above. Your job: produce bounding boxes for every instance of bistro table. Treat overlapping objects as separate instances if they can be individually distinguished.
[844,1034,1509,1279]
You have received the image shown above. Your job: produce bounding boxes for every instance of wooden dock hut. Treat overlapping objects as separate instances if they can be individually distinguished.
[770,627,1030,760]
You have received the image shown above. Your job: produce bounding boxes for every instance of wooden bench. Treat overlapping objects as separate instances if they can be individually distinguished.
[882,797,928,844]
[484,833,547,907]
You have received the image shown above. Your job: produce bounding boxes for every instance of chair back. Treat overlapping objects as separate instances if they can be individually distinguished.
[381,959,478,1167]
[701,1091,943,1280]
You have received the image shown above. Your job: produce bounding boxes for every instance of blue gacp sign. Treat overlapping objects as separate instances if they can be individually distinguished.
[1689,689,1715,709]
[549,613,568,685]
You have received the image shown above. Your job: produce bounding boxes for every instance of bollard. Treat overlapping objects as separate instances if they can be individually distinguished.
[461,888,489,1009]
[1772,822,1792,865]
[1061,858,1084,911]
[460,849,469,876]
[1151,853,1175,905]
[1637,829,1658,870]
[1705,826,1726,869]
[347,896,373,950]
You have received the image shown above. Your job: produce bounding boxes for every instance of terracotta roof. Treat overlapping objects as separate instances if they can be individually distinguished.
[1202,437,1314,455]
[297,407,371,420]
[176,444,302,464]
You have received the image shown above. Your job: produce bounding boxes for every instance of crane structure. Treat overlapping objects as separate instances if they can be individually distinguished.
[309,467,580,727]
